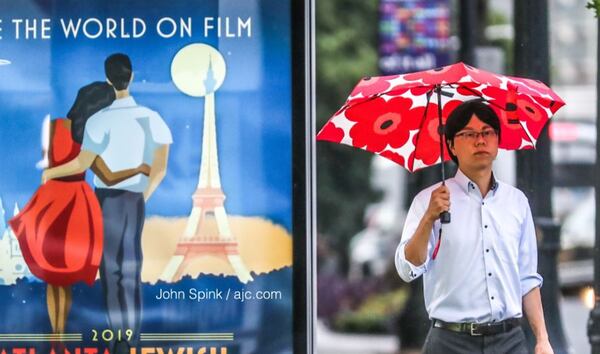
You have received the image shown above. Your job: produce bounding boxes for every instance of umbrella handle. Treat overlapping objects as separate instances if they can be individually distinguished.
[440,211,451,224]
[432,228,442,260]
[432,213,450,260]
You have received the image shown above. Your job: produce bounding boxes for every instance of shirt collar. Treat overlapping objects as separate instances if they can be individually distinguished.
[109,96,137,108]
[454,168,499,196]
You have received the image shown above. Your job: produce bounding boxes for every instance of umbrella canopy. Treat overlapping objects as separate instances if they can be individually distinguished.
[317,62,565,172]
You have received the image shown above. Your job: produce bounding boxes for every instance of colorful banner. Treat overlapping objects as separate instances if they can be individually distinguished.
[0,0,308,353]
[379,0,452,74]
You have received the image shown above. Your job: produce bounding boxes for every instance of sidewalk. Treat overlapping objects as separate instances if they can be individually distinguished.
[562,295,590,354]
[316,295,590,354]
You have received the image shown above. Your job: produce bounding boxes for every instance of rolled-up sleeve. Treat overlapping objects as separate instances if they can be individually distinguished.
[395,193,435,283]
[518,200,543,296]
[149,111,173,145]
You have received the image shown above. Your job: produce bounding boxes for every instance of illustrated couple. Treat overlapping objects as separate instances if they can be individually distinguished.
[9,53,172,353]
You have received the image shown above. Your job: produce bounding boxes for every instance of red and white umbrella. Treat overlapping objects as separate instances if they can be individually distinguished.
[317,62,565,173]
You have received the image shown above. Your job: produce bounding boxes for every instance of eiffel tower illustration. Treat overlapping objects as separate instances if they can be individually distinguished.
[161,56,253,283]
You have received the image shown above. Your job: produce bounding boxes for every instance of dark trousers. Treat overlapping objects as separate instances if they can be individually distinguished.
[423,325,529,354]
[95,189,145,343]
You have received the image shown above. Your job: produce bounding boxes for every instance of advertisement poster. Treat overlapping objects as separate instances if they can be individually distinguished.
[0,0,309,353]
[379,0,451,74]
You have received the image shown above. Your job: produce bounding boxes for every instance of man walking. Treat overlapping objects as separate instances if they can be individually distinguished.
[396,100,552,354]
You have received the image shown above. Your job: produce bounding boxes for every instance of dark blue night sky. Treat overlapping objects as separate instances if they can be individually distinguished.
[0,0,292,232]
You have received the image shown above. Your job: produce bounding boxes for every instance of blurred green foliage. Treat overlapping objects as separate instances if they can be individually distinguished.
[587,0,600,18]
[332,288,408,333]
[487,9,513,73]
[316,0,382,271]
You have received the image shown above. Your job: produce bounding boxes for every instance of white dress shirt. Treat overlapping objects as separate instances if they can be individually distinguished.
[395,168,542,323]
[82,96,172,193]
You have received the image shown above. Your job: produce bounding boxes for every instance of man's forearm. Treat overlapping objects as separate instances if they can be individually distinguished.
[45,151,96,180]
[404,216,435,266]
[523,287,549,341]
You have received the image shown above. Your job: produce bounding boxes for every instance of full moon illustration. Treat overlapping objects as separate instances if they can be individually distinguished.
[171,44,226,97]
[0,59,11,66]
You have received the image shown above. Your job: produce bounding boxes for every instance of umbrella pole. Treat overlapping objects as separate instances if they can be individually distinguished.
[436,85,451,224]
[432,85,449,261]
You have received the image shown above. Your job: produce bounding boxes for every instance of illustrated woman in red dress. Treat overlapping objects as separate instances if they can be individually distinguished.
[8,82,150,337]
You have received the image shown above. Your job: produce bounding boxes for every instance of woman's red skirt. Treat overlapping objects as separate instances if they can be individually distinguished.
[9,179,103,286]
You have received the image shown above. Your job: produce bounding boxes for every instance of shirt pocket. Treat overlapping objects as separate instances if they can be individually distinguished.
[496,220,521,264]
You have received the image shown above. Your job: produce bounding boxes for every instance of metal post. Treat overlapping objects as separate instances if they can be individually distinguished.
[536,217,567,351]
[459,0,477,65]
[587,14,600,354]
[514,1,567,353]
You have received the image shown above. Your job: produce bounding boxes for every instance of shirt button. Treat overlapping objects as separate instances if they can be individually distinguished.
[484,225,488,228]
[488,273,492,276]
[491,296,495,300]
[486,249,490,253]
[482,202,485,205]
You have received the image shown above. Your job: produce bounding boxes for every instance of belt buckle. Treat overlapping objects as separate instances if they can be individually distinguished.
[470,323,482,336]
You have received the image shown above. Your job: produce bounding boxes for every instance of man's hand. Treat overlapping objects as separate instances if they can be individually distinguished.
[138,163,151,176]
[524,288,552,354]
[425,185,450,222]
[404,184,449,267]
[535,339,553,354]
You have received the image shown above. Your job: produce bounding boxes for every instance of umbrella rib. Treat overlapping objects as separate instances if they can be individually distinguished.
[456,84,506,111]
[343,83,439,114]
[335,93,385,117]
[412,87,436,168]
[519,120,537,147]
[342,83,433,114]
[456,84,539,146]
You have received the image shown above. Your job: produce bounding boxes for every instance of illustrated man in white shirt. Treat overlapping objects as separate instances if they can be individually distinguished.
[396,100,552,354]
[44,53,172,353]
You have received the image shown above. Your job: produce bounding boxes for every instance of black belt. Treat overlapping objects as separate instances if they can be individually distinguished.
[433,318,521,336]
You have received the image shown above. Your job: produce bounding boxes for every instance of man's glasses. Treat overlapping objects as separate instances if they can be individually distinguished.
[454,129,498,141]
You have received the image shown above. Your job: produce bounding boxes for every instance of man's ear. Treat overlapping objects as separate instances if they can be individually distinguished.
[447,139,456,155]
[130,72,134,84]
[106,78,113,87]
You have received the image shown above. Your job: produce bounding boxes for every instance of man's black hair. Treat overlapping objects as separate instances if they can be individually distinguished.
[67,81,116,144]
[105,53,132,91]
[444,99,501,165]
